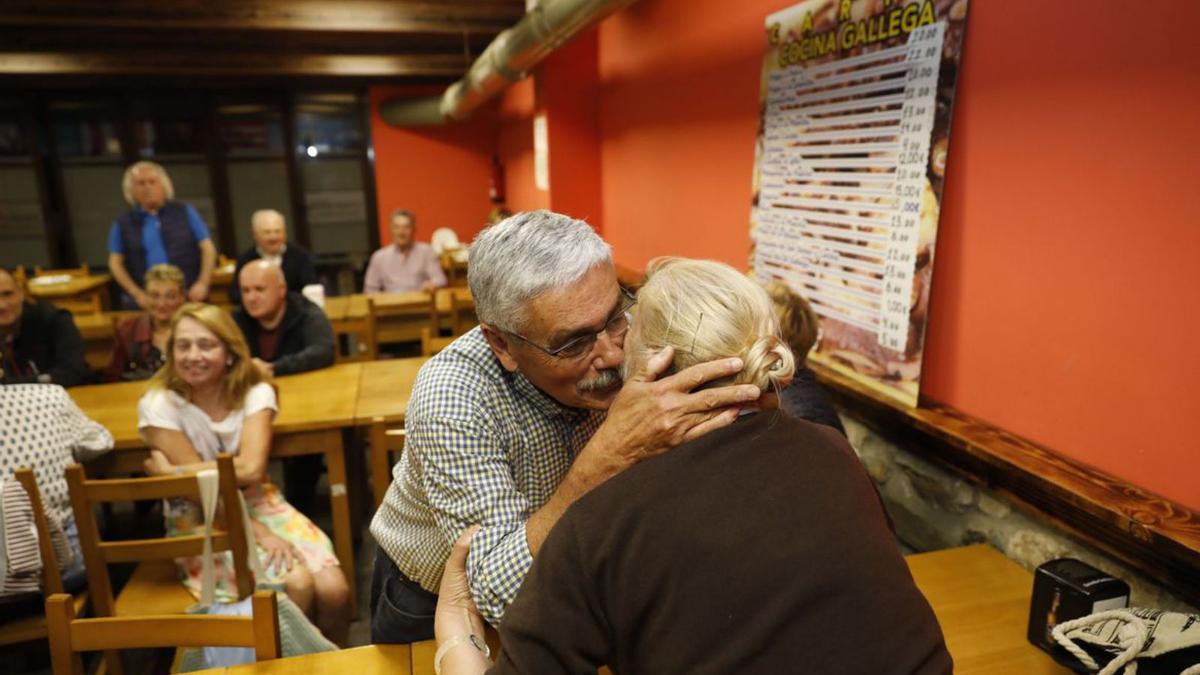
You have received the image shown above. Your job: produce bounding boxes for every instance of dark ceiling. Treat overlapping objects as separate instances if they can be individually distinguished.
[0,0,526,85]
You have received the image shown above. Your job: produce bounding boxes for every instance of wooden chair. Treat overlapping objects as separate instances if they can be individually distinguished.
[337,296,378,363]
[420,289,474,357]
[65,454,253,675]
[34,264,90,278]
[439,250,469,288]
[369,424,407,510]
[46,590,280,675]
[0,469,88,648]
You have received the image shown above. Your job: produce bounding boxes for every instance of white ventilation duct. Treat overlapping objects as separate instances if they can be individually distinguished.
[381,0,637,126]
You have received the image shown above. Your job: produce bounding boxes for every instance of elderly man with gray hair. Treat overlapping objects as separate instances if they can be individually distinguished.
[107,161,216,309]
[229,209,318,305]
[369,210,760,644]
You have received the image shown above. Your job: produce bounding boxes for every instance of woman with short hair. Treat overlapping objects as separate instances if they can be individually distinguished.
[136,303,350,644]
[104,263,186,381]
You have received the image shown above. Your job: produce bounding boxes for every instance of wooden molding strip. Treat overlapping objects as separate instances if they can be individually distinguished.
[0,52,467,78]
[809,360,1200,606]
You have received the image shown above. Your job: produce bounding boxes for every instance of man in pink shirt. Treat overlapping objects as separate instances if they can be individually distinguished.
[364,209,448,293]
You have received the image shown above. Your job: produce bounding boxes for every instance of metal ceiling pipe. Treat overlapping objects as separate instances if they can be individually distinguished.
[381,0,637,126]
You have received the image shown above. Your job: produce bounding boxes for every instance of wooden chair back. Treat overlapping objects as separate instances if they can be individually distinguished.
[46,590,280,675]
[65,454,254,620]
[421,289,475,356]
[369,425,407,510]
[440,250,469,288]
[34,264,90,278]
[338,296,378,362]
[13,468,65,596]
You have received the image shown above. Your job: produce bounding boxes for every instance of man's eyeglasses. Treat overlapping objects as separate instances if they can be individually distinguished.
[508,288,636,361]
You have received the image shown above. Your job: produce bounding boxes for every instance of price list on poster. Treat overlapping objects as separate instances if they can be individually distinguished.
[755,22,944,353]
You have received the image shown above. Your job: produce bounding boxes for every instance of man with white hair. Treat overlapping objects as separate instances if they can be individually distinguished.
[369,210,760,644]
[229,209,318,305]
[107,161,216,309]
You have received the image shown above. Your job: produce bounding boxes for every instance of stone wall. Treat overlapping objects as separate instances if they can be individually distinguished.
[841,413,1197,615]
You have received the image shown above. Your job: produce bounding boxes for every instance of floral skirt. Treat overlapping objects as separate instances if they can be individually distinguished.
[165,482,339,602]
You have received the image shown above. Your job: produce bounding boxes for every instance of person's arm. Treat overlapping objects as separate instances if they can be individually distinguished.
[58,389,114,463]
[436,518,611,675]
[187,205,216,301]
[46,309,90,387]
[189,239,217,301]
[412,414,538,627]
[424,247,448,291]
[270,304,335,376]
[523,348,756,556]
[363,252,383,294]
[142,408,274,486]
[435,528,492,675]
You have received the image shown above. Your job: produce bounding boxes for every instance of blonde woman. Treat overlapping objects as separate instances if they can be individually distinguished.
[433,259,951,674]
[136,303,350,644]
[104,264,186,382]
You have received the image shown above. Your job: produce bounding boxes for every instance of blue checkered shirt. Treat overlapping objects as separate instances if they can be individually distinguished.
[369,327,604,625]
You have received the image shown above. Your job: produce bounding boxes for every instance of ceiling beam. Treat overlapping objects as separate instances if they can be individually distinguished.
[0,0,526,35]
[0,52,469,78]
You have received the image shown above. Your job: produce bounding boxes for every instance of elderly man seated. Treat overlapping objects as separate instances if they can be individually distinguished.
[363,208,447,294]
[234,259,335,514]
[0,267,89,387]
[230,209,318,305]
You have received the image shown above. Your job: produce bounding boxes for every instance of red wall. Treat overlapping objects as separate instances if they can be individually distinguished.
[593,0,1200,509]
[368,1,1200,509]
[368,86,497,247]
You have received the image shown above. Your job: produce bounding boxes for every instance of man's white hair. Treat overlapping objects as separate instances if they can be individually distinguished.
[468,210,612,334]
[251,209,286,233]
[121,161,175,206]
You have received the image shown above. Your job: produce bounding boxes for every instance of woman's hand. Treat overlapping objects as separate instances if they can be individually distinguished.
[143,449,176,477]
[435,526,486,641]
[258,531,300,576]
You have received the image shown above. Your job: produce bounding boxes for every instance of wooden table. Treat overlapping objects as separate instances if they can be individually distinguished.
[906,545,1071,674]
[354,357,429,507]
[26,273,112,312]
[192,644,414,674]
[68,363,365,610]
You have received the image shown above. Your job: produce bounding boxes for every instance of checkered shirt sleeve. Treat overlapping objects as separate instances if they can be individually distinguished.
[370,328,604,625]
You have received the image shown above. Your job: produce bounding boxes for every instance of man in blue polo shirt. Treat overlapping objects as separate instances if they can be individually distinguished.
[106,161,217,309]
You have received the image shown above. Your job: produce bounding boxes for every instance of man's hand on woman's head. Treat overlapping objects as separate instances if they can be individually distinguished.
[588,346,760,471]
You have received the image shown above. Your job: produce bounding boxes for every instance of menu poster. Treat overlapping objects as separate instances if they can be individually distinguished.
[749,0,969,407]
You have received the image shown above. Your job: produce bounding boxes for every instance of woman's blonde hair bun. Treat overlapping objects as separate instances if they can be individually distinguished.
[633,257,796,392]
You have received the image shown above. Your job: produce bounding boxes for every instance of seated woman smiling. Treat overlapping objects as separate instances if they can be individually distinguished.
[137,303,351,644]
[433,258,952,674]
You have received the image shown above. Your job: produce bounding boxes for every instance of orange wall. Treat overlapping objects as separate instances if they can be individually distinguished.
[368,86,497,247]
[593,0,1200,508]
[367,1,1200,508]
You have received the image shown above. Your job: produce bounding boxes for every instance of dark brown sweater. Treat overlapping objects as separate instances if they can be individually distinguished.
[491,412,952,674]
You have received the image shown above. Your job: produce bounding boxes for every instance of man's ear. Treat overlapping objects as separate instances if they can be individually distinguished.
[480,324,520,373]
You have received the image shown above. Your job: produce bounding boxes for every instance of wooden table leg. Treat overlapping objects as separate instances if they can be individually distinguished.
[275,430,358,616]
[325,434,358,616]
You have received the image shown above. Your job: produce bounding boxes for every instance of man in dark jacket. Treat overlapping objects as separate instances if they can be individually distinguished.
[107,161,217,309]
[229,209,318,305]
[0,268,89,387]
[234,260,334,378]
[234,260,335,513]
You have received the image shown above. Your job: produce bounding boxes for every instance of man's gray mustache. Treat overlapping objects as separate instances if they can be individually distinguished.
[577,368,622,392]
